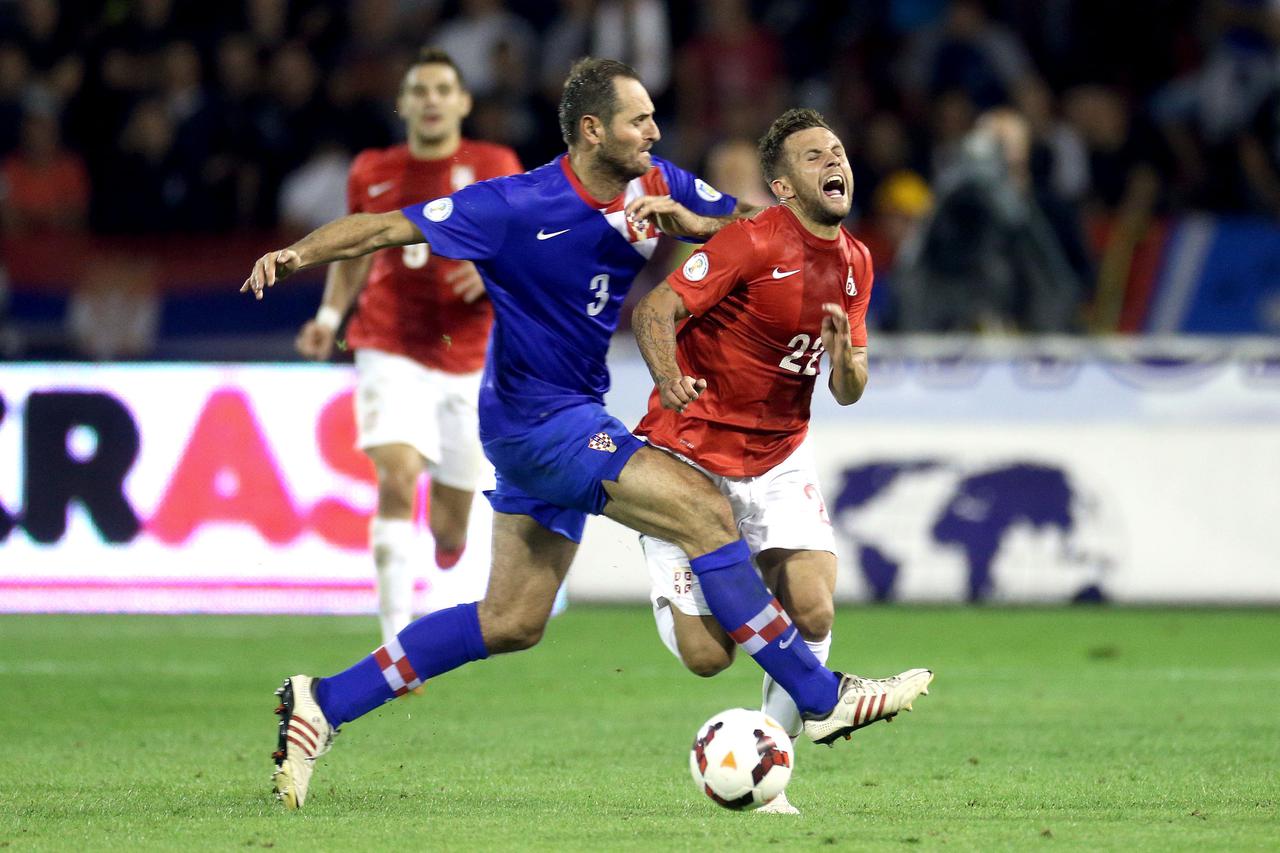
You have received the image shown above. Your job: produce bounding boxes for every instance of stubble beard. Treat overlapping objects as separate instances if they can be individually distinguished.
[795,185,848,227]
[597,137,649,182]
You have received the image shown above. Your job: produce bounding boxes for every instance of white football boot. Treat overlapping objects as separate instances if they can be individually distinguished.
[803,669,934,745]
[757,790,801,815]
[271,675,336,809]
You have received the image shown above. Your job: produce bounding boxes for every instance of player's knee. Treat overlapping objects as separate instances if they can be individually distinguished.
[791,599,834,641]
[481,610,547,653]
[376,466,421,515]
[682,644,733,678]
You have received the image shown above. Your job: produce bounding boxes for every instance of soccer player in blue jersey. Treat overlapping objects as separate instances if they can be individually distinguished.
[243,58,932,809]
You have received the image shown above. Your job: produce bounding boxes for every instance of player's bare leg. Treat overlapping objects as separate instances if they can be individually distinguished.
[759,548,836,726]
[428,479,473,568]
[366,442,426,644]
[669,610,735,677]
[602,446,739,556]
[476,512,577,652]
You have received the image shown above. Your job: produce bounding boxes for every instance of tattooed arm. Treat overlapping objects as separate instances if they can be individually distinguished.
[632,281,704,414]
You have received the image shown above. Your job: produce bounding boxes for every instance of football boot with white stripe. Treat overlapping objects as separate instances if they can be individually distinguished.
[271,675,336,809]
[802,669,934,745]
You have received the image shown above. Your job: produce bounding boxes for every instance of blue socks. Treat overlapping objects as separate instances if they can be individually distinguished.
[315,601,489,727]
[689,539,839,716]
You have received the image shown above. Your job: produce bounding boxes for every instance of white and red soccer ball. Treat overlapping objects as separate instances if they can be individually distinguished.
[689,708,794,810]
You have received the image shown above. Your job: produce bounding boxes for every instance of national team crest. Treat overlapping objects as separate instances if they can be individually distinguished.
[845,266,857,296]
[587,432,618,453]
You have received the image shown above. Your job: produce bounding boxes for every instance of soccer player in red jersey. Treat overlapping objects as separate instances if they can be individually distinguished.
[632,109,875,813]
[294,48,522,644]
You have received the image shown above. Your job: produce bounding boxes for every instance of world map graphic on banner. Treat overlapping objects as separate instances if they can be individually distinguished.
[832,460,1122,604]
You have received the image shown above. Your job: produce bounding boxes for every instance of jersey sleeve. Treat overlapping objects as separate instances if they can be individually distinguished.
[347,152,373,214]
[846,239,875,347]
[658,159,737,218]
[400,180,511,261]
[665,220,756,316]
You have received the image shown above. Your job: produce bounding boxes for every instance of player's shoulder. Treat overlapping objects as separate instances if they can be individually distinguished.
[840,226,874,269]
[649,155,727,203]
[351,143,409,173]
[458,137,520,162]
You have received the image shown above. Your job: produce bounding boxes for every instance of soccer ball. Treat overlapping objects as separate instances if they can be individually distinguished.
[689,708,794,810]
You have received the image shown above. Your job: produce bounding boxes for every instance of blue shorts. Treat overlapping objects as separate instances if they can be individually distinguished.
[481,401,645,542]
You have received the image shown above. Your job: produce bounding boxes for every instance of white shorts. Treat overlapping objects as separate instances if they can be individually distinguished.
[354,348,484,491]
[641,436,836,617]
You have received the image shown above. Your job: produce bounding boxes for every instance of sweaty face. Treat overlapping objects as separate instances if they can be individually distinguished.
[397,63,470,146]
[596,76,660,182]
[781,126,853,227]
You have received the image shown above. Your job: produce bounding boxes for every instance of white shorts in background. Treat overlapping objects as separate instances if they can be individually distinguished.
[641,436,836,617]
[354,348,484,491]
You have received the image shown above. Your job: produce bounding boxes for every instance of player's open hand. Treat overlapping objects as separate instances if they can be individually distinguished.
[658,375,707,414]
[241,248,302,300]
[625,195,707,239]
[446,261,486,303]
[820,302,851,362]
[295,320,336,361]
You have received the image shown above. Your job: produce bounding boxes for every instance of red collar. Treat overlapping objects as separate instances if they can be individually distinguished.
[559,155,624,210]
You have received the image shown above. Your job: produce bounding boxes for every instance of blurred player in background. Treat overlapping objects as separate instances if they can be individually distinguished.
[294,48,521,645]
[632,108,877,815]
[244,58,931,810]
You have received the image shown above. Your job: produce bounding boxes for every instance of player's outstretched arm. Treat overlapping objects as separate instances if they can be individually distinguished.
[821,302,868,405]
[242,211,423,300]
[634,282,706,414]
[625,196,761,241]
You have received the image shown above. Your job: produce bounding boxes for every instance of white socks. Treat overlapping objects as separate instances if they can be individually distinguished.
[763,632,832,738]
[371,517,416,644]
[653,601,681,660]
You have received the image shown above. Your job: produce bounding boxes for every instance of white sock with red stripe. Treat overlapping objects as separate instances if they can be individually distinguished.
[371,517,416,644]
[763,633,832,737]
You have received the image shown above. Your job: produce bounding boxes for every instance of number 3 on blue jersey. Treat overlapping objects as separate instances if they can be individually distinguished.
[587,273,610,316]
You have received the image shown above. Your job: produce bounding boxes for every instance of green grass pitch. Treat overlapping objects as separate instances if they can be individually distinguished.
[0,607,1276,851]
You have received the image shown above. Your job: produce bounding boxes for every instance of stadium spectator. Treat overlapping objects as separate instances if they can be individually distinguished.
[897,0,1034,115]
[896,108,1085,333]
[541,0,672,101]
[277,137,351,234]
[434,0,535,99]
[0,42,33,155]
[704,137,773,208]
[0,105,89,235]
[675,0,785,164]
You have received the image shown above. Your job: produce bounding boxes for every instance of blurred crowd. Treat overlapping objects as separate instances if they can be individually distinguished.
[3,0,1280,337]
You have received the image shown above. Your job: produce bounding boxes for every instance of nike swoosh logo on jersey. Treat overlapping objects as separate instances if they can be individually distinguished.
[772,267,800,279]
[537,228,571,240]
[368,181,395,197]
[778,629,798,649]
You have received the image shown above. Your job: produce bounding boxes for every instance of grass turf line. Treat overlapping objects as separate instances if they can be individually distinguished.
[0,607,1277,851]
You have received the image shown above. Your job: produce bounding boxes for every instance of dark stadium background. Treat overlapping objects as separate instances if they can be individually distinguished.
[3,0,1280,356]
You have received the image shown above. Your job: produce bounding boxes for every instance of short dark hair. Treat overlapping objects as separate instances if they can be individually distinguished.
[557,57,641,145]
[758,108,835,180]
[402,46,466,92]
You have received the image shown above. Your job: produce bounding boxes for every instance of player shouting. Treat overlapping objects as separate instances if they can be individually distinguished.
[633,108,892,815]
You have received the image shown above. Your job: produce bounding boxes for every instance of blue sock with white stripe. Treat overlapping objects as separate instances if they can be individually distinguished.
[689,539,839,716]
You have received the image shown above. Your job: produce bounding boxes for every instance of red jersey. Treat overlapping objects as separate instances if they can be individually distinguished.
[343,140,522,372]
[635,205,874,477]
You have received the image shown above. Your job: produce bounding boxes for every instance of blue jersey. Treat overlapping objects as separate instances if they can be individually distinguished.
[401,154,736,440]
